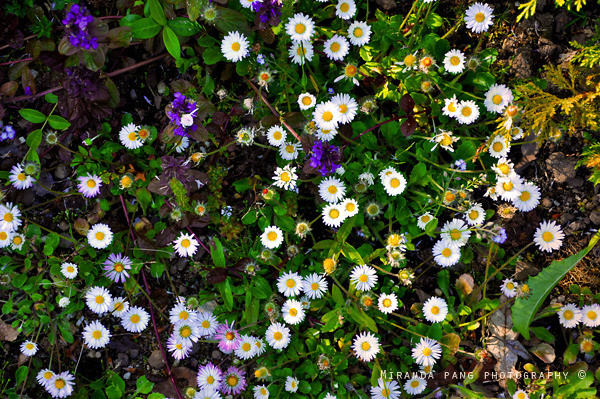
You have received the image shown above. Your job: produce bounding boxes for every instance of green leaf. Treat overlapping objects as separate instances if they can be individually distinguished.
[332,284,344,306]
[43,232,60,256]
[210,238,226,268]
[58,323,74,343]
[26,129,43,151]
[130,17,162,39]
[148,0,166,25]
[2,298,12,314]
[136,188,153,213]
[437,269,450,298]
[47,115,71,130]
[150,262,165,278]
[425,12,444,29]
[202,46,223,65]
[530,326,555,343]
[162,26,180,59]
[15,366,28,385]
[12,274,27,288]
[214,8,252,37]
[19,109,46,124]
[512,231,600,339]
[45,93,58,104]
[409,163,427,185]
[236,58,250,76]
[219,279,234,311]
[105,385,123,399]
[167,17,200,36]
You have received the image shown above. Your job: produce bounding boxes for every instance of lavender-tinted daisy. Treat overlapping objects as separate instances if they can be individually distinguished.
[220,366,247,396]
[213,321,241,352]
[103,253,132,283]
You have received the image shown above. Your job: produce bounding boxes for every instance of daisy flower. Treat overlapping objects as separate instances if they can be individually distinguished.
[173,232,199,257]
[87,223,113,249]
[512,182,540,212]
[382,171,407,196]
[83,320,111,349]
[255,385,271,398]
[254,337,267,356]
[279,141,301,161]
[335,0,356,19]
[501,278,518,298]
[397,51,418,71]
[417,213,435,230]
[285,376,299,393]
[488,135,511,158]
[77,174,102,198]
[419,53,436,72]
[423,296,448,323]
[167,335,192,360]
[319,176,346,203]
[257,69,275,89]
[442,95,459,118]
[236,127,254,146]
[558,303,581,328]
[295,221,311,238]
[174,136,190,153]
[404,377,427,395]
[432,239,461,267]
[174,320,201,344]
[331,93,358,124]
[0,202,21,232]
[272,165,298,191]
[214,321,241,352]
[86,286,113,314]
[197,311,219,337]
[169,302,196,325]
[347,21,371,46]
[47,371,75,398]
[277,271,303,297]
[119,123,143,149]
[371,379,401,399]
[322,203,346,228]
[297,93,316,110]
[431,129,459,152]
[239,0,258,8]
[315,127,338,141]
[378,293,398,314]
[221,31,249,62]
[61,262,78,279]
[464,203,485,226]
[282,299,305,325]
[289,41,314,65]
[235,335,258,359]
[10,233,25,250]
[103,253,132,283]
[513,390,529,399]
[20,340,38,356]
[266,125,287,148]
[365,202,382,219]
[484,84,513,114]
[195,388,222,399]
[495,176,522,202]
[342,198,359,217]
[286,13,314,42]
[121,306,150,333]
[581,304,600,328]
[443,49,466,74]
[260,225,284,249]
[221,366,246,396]
[313,102,341,131]
[412,337,442,367]
[265,322,291,349]
[350,265,378,292]
[37,369,55,388]
[197,362,223,391]
[334,63,360,86]
[303,273,327,299]
[352,331,380,362]
[456,100,480,124]
[9,163,35,190]
[0,230,12,248]
[533,220,564,253]
[465,2,494,34]
[440,219,471,247]
[111,297,129,317]
[323,35,349,61]
[492,158,516,178]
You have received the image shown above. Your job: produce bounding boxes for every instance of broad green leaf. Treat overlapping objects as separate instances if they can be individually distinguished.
[48,115,71,130]
[136,188,153,213]
[162,26,180,59]
[19,109,46,124]
[512,231,600,339]
[214,8,252,37]
[130,18,162,39]
[43,232,60,256]
[332,284,344,306]
[105,385,122,399]
[150,262,165,278]
[202,46,222,65]
[211,238,226,268]
[16,366,28,384]
[219,279,233,311]
[148,0,166,25]
[45,93,58,104]
[26,129,43,151]
[167,17,200,36]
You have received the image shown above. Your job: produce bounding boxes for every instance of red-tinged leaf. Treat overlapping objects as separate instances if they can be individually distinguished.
[207,268,228,284]
[400,93,415,114]
[401,117,417,137]
[0,82,18,98]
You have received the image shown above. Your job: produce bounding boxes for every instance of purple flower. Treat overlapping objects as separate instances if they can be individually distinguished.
[252,0,282,27]
[492,227,507,244]
[24,86,32,96]
[103,253,132,283]
[220,366,246,395]
[257,54,266,65]
[328,88,335,95]
[309,140,342,176]
[0,123,16,141]
[63,4,98,50]
[454,159,467,171]
[167,92,198,137]
[213,321,241,352]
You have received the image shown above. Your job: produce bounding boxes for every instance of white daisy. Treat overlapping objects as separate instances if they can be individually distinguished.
[412,337,442,367]
[495,176,522,201]
[286,13,314,42]
[272,165,298,191]
[279,142,301,161]
[371,379,401,399]
[254,385,270,399]
[277,271,303,297]
[266,125,287,147]
[352,331,380,362]
[464,203,485,226]
[334,63,360,86]
[173,232,199,257]
[221,31,249,62]
[285,376,299,393]
[0,202,21,232]
[197,363,223,391]
[419,54,436,72]
[111,297,130,317]
[87,223,113,249]
[513,390,529,399]
[512,182,540,212]
[382,171,407,196]
[10,233,25,250]
[319,176,346,203]
[432,239,461,267]
[500,278,518,298]
[9,163,35,190]
[465,2,494,34]
[440,218,471,247]
[335,0,356,19]
[289,41,314,65]
[443,49,466,74]
[313,102,341,131]
[581,304,600,328]
[323,35,349,61]
[378,293,398,314]
[265,322,291,349]
[350,265,378,292]
[169,302,196,325]
[417,213,436,230]
[121,306,150,333]
[47,372,75,398]
[488,135,511,158]
[197,311,219,337]
[234,335,258,359]
[303,273,327,299]
[174,136,190,153]
[315,127,338,141]
[254,337,267,356]
[431,129,459,152]
[442,95,459,118]
[239,0,259,8]
[61,262,78,279]
[83,320,111,349]
[119,123,143,149]
[423,296,448,323]
[331,93,358,125]
[167,335,192,360]
[322,203,347,227]
[37,368,55,388]
[404,377,427,395]
[557,303,581,328]
[456,100,480,124]
[347,21,371,46]
[492,158,516,178]
[260,225,284,249]
[85,286,113,314]
[298,93,316,110]
[174,320,201,344]
[0,230,12,248]
[484,84,513,114]
[342,198,359,217]
[20,340,38,356]
[282,299,305,325]
[77,174,102,198]
[534,220,564,253]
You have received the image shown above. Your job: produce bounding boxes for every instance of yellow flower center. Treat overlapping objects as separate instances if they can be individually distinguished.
[26,343,34,350]
[289,308,297,317]
[361,342,370,351]
[322,111,334,122]
[582,341,594,352]
[128,132,137,141]
[286,279,296,288]
[297,47,306,56]
[329,209,340,219]
[506,282,514,290]
[55,379,65,389]
[422,57,432,67]
[286,145,295,153]
[503,181,513,191]
[0,232,7,240]
[411,380,420,388]
[226,332,235,340]
[450,56,460,66]
[445,192,455,202]
[227,375,238,387]
[340,2,350,12]
[262,388,268,394]
[475,12,485,23]
[4,213,13,222]
[422,215,430,223]
[323,258,335,270]
[176,343,183,350]
[273,130,283,140]
[281,172,291,182]
[390,178,400,188]
[517,393,526,399]
[295,23,306,34]
[301,97,312,106]
[95,232,105,241]
[95,295,104,304]
[359,274,368,282]
[181,239,191,248]
[92,330,102,340]
[339,104,348,114]
[87,179,97,188]
[231,42,241,52]
[267,231,278,241]
[441,134,453,147]
[242,342,252,351]
[461,106,472,117]
[588,311,597,320]
[13,236,22,245]
[520,191,531,201]
[492,94,503,105]
[542,232,553,242]
[114,263,124,273]
[44,371,53,380]
[121,175,132,188]
[442,248,452,257]
[404,54,416,66]
[423,348,431,356]
[17,173,27,181]
[115,302,124,312]
[311,282,319,290]
[507,106,518,117]
[469,210,479,220]
[354,28,363,37]
[564,310,574,320]
[345,64,358,77]
[330,42,340,53]
[432,306,441,315]
[492,142,504,152]
[130,314,140,324]
[202,321,210,328]
[138,129,149,139]
[346,202,356,212]
[383,299,391,307]
[448,102,456,112]
[180,326,191,338]
[450,229,462,240]
[260,73,269,81]
[207,376,215,384]
[67,266,74,273]
[273,331,283,340]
